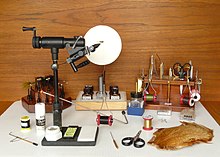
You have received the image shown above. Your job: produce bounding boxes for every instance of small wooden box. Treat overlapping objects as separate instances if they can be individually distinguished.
[75,91,127,111]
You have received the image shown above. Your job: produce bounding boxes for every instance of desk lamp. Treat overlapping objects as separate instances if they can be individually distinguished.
[23,25,122,146]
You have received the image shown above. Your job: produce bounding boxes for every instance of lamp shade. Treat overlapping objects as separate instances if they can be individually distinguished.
[84,25,122,65]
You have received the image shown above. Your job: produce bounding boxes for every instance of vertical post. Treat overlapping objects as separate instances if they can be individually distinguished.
[51,47,62,127]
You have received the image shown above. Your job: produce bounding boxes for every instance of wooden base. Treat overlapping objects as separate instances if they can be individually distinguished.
[21,96,72,113]
[145,102,193,112]
[75,91,127,111]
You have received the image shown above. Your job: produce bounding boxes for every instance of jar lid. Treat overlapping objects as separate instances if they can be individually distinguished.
[20,115,30,121]
[130,92,142,98]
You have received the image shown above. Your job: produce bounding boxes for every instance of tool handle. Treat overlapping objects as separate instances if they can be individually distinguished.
[113,139,119,149]
[33,142,38,146]
[22,27,36,32]
[121,137,133,146]
[133,138,145,148]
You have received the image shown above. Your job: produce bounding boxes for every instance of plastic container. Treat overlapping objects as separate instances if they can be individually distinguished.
[127,92,144,116]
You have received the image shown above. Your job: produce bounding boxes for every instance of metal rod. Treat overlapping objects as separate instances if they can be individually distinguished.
[51,47,62,127]
[9,132,38,146]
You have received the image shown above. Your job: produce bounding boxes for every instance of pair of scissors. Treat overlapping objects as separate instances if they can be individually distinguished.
[173,62,191,80]
[121,130,145,148]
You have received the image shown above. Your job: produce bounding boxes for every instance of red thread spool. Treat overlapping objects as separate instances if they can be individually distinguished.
[180,95,195,107]
[96,114,113,126]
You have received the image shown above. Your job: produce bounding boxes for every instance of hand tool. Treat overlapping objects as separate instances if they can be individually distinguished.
[121,130,145,148]
[110,131,119,149]
[9,132,38,146]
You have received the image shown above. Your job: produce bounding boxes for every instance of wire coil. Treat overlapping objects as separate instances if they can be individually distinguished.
[143,115,153,130]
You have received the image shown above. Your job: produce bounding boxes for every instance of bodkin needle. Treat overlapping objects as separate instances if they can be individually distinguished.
[110,131,118,149]
[9,132,38,146]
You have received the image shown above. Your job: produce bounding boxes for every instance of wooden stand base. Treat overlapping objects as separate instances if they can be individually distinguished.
[145,102,193,112]
[75,91,127,111]
[21,96,72,113]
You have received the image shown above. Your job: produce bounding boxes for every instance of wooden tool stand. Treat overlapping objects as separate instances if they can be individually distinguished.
[144,77,196,112]
[75,91,127,111]
[21,87,71,113]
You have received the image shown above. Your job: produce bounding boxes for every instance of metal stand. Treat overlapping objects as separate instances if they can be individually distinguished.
[51,47,62,127]
[22,26,101,146]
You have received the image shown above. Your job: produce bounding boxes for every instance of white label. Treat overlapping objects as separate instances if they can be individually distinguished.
[82,96,92,100]
[110,95,120,100]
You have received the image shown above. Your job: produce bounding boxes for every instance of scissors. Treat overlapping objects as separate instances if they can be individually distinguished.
[172,62,191,80]
[121,130,145,148]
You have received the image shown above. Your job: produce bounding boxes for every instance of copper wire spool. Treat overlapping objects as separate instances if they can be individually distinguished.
[143,115,153,130]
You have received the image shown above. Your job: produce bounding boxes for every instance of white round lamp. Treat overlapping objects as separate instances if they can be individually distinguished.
[84,25,122,65]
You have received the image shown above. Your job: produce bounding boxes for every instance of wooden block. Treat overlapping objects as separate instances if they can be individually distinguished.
[75,91,127,111]
[21,96,72,113]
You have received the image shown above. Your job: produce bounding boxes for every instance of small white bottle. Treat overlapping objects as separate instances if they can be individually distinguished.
[35,102,46,131]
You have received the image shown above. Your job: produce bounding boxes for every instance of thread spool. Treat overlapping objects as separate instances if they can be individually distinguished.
[190,89,201,102]
[180,96,195,107]
[109,85,121,100]
[20,116,31,132]
[96,114,113,126]
[144,93,157,102]
[143,115,153,130]
[82,85,94,100]
[83,85,94,95]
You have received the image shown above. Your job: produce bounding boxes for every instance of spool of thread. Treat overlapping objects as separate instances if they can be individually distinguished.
[144,93,157,102]
[83,85,94,95]
[20,116,31,132]
[96,114,113,126]
[191,89,201,102]
[143,115,153,130]
[180,96,195,107]
[35,102,46,131]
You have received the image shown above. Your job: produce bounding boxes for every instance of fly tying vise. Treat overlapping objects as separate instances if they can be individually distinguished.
[40,90,128,126]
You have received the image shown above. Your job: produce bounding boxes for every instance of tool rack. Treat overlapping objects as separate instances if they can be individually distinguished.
[144,76,196,112]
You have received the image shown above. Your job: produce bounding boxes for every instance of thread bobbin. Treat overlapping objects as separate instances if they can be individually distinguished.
[180,95,195,107]
[96,114,113,126]
[143,115,153,130]
[190,89,201,102]
[20,115,31,132]
[144,93,157,102]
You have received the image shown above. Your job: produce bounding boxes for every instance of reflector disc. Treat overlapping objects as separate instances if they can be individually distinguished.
[84,25,122,65]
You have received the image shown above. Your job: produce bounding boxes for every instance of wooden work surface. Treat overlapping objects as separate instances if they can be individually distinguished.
[0,101,13,116]
[202,101,220,125]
